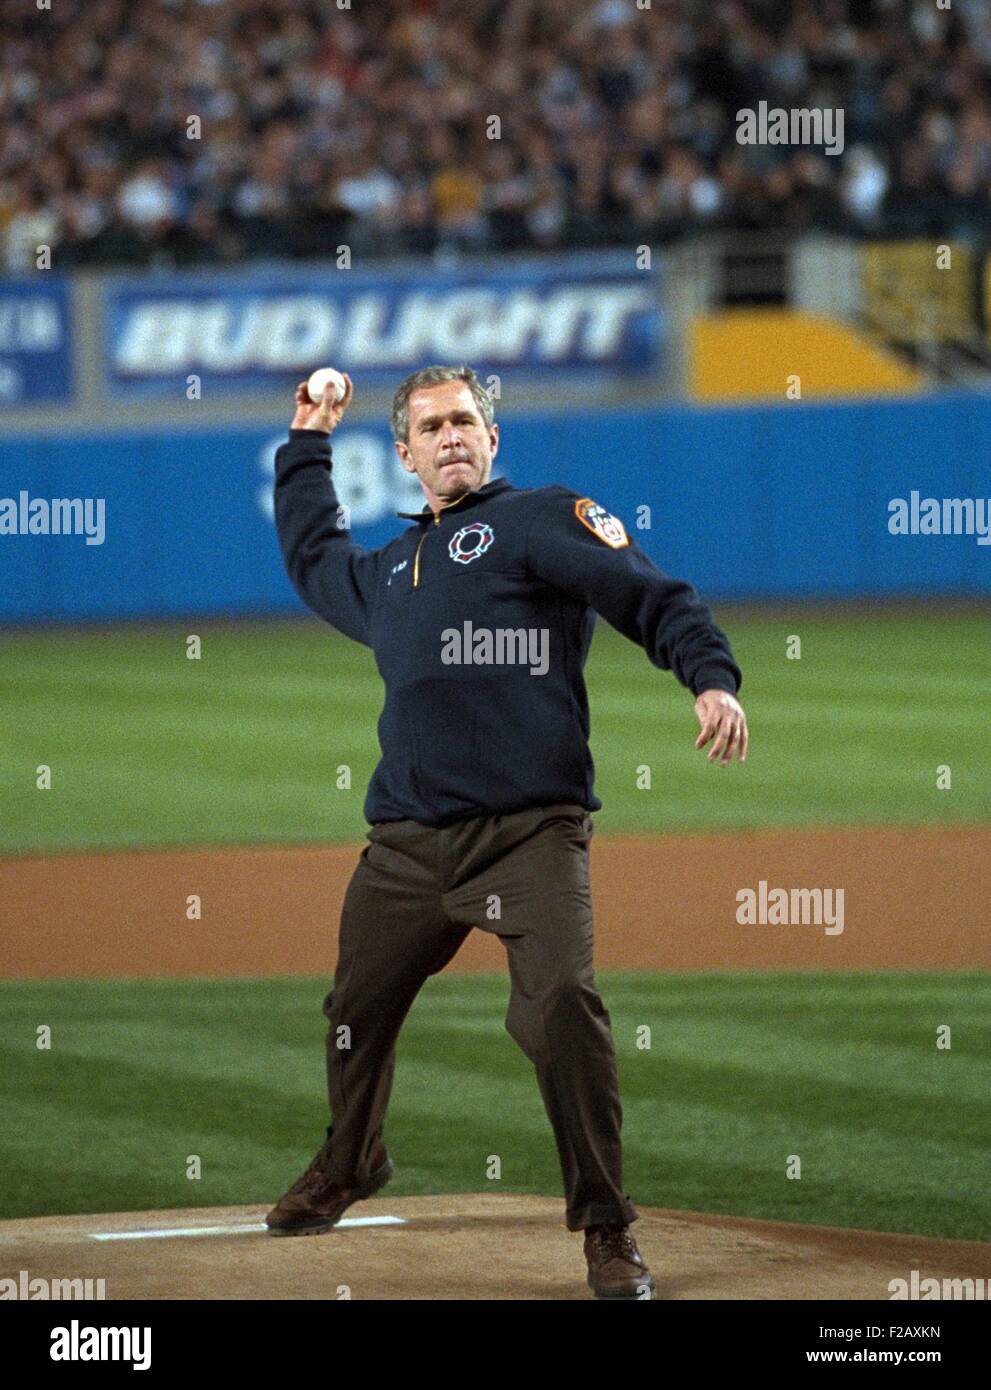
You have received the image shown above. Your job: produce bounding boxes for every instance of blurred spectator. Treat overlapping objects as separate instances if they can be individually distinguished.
[1,0,989,273]
[3,181,59,274]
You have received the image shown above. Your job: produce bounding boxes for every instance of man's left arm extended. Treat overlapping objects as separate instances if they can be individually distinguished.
[527,489,748,766]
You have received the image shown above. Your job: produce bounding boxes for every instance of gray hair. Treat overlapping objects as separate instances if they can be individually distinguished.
[391,365,495,442]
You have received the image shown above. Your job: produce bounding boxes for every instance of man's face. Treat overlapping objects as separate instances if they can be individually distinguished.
[395,381,498,505]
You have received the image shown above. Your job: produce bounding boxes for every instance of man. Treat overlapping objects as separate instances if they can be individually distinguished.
[266,365,748,1300]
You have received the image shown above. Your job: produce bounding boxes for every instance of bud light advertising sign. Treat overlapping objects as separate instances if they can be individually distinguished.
[102,254,663,399]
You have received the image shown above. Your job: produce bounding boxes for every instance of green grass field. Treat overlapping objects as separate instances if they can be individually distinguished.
[1,609,988,855]
[2,973,988,1238]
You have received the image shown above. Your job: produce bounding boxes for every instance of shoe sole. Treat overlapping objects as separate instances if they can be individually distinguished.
[266,1158,395,1237]
[588,1271,656,1300]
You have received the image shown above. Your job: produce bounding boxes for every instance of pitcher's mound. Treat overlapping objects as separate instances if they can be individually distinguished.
[2,1194,988,1300]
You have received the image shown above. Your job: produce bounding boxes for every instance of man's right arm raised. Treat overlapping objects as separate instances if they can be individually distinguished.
[274,429,383,646]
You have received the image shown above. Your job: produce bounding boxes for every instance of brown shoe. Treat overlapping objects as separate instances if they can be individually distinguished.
[266,1133,394,1237]
[584,1223,655,1299]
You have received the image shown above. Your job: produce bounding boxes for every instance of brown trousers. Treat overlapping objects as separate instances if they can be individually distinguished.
[318,801,638,1231]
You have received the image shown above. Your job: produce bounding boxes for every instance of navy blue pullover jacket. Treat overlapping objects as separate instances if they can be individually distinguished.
[274,429,742,827]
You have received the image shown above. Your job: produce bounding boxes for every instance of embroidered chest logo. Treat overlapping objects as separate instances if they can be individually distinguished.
[574,497,630,549]
[448,522,494,565]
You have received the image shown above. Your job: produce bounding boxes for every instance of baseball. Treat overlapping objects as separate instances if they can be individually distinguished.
[307,367,347,405]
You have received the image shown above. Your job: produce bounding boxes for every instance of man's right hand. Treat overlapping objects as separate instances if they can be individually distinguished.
[290,373,354,435]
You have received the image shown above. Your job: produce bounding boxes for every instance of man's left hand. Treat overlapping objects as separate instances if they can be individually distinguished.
[694,689,748,766]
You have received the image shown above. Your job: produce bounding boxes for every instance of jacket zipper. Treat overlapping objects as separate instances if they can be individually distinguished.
[412,512,441,588]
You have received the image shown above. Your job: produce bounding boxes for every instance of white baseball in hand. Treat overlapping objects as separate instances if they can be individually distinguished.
[307,367,347,405]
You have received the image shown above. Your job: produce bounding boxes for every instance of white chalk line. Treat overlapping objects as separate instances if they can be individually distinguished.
[89,1215,406,1241]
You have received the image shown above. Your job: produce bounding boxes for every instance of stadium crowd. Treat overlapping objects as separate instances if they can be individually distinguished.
[2,0,989,273]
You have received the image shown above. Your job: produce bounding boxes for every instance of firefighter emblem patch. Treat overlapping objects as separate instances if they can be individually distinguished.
[448,521,494,564]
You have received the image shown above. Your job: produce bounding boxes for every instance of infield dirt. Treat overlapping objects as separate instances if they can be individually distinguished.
[3,824,988,977]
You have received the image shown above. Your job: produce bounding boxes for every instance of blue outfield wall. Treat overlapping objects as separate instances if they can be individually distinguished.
[1,393,989,623]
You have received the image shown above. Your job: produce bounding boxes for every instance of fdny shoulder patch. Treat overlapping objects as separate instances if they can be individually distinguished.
[574,498,629,549]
